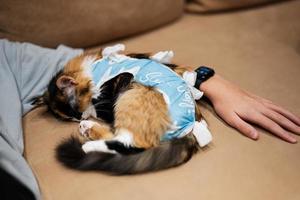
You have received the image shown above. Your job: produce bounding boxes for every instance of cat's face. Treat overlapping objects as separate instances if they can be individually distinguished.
[44,73,93,121]
[44,55,95,121]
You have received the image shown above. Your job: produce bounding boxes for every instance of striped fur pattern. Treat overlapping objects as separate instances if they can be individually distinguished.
[56,135,198,175]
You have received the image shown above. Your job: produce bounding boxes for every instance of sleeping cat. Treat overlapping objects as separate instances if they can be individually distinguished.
[42,48,205,174]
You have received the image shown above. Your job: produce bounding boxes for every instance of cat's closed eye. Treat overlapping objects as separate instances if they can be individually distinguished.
[79,87,89,96]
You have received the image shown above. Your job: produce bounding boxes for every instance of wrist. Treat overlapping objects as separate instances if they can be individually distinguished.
[199,74,223,100]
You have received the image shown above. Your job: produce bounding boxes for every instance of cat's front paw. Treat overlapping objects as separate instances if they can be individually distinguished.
[79,120,95,138]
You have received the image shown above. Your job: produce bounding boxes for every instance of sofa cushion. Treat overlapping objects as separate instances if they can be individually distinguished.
[186,0,281,13]
[0,0,184,48]
[23,1,300,199]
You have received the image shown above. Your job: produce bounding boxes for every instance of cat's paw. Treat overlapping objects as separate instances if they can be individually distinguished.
[82,140,116,154]
[79,120,95,137]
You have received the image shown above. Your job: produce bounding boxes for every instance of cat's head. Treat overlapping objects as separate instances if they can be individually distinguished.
[43,55,97,121]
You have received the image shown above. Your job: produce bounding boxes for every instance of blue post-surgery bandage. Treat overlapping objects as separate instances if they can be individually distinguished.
[89,44,212,147]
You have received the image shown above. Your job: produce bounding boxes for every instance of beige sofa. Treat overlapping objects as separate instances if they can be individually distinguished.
[21,1,300,199]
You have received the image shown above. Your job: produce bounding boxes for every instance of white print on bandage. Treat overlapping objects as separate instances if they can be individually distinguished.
[177,85,194,109]
[139,72,162,84]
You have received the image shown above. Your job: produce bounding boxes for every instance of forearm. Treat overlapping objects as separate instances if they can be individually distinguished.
[199,74,233,102]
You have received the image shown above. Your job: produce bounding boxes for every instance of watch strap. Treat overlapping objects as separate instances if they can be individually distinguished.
[194,66,215,89]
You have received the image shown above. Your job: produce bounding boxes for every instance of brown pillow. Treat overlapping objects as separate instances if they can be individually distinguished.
[0,0,184,48]
[185,0,281,13]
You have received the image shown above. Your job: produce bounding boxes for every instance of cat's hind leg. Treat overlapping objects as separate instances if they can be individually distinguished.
[82,128,144,154]
[82,140,117,154]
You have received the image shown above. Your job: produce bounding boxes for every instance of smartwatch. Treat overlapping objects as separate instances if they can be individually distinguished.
[194,66,215,89]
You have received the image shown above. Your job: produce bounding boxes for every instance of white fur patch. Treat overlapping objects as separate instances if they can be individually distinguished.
[81,105,97,119]
[91,85,101,98]
[114,129,134,147]
[82,140,117,154]
[79,120,96,137]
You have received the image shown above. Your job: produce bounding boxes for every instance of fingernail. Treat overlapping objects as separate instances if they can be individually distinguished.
[290,137,297,144]
[250,131,259,140]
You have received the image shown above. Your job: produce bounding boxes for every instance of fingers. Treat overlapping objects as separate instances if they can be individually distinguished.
[250,94,300,126]
[265,102,300,126]
[244,111,297,143]
[223,112,259,140]
[263,109,300,135]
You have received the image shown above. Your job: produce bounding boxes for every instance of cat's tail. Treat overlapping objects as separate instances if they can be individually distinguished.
[56,135,198,175]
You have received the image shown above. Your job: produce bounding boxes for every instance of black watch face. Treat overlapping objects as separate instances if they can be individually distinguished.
[197,67,214,79]
[195,66,215,88]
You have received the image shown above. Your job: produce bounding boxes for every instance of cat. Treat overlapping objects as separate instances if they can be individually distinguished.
[41,50,203,174]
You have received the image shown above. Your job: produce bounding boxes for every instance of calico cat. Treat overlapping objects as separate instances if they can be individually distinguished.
[42,50,202,174]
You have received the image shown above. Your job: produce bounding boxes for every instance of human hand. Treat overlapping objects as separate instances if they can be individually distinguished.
[200,74,300,143]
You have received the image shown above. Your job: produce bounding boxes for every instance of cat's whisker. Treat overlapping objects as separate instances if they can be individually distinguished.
[93,101,111,106]
[94,109,111,113]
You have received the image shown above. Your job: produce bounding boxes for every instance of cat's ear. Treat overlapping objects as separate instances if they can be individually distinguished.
[56,75,78,90]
